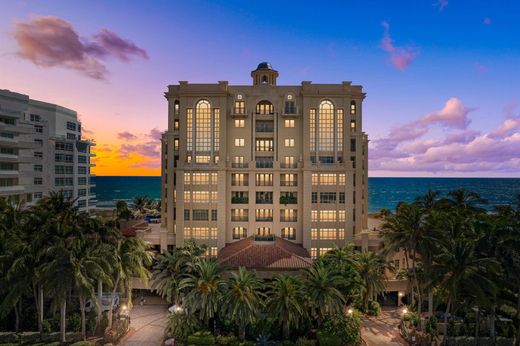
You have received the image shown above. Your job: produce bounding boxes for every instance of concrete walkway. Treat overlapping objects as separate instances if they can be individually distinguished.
[120,299,168,346]
[361,308,406,346]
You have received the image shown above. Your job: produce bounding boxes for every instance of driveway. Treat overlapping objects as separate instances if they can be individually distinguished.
[120,299,168,346]
[361,308,406,346]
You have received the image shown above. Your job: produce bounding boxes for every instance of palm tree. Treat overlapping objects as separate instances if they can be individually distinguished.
[265,274,307,339]
[445,189,488,213]
[180,259,227,327]
[132,195,151,215]
[108,236,152,327]
[224,267,265,340]
[355,251,389,312]
[321,244,362,300]
[152,250,190,304]
[303,261,345,324]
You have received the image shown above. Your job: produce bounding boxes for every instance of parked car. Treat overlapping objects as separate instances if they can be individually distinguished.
[85,294,120,313]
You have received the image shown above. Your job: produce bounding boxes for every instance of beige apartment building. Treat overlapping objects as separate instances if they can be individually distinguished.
[0,89,96,211]
[161,62,368,261]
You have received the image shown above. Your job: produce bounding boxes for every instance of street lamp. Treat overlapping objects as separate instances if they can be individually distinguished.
[402,307,408,315]
[347,308,353,315]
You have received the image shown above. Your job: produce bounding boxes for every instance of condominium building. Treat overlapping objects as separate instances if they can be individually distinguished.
[0,89,96,211]
[161,63,368,263]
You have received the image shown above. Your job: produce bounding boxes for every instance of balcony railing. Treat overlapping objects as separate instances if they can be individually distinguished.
[254,234,274,241]
[280,196,297,204]
[256,198,273,204]
[256,161,273,169]
[231,196,248,204]
[256,217,273,222]
[231,216,248,222]
[280,217,298,222]
[231,162,248,168]
[280,162,298,169]
[280,181,297,187]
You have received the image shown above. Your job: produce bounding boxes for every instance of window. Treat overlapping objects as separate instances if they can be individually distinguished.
[320,192,336,204]
[78,156,87,164]
[282,156,296,168]
[67,122,77,131]
[184,227,217,240]
[281,227,296,240]
[192,209,209,221]
[256,209,273,221]
[337,108,343,153]
[351,120,356,131]
[78,189,86,197]
[55,177,73,186]
[34,139,43,146]
[34,177,43,185]
[339,210,346,222]
[55,142,73,151]
[232,173,248,186]
[350,100,356,115]
[320,248,332,256]
[280,192,297,204]
[184,209,190,220]
[284,138,295,147]
[255,173,273,186]
[231,209,248,221]
[174,119,180,130]
[316,174,336,185]
[318,100,334,152]
[311,192,317,203]
[30,114,41,122]
[67,133,76,140]
[256,157,273,168]
[233,227,247,239]
[78,200,86,208]
[280,173,297,186]
[256,227,271,236]
[55,154,73,163]
[256,100,273,115]
[34,192,43,199]
[35,125,43,133]
[195,100,212,153]
[235,138,245,147]
[234,119,245,128]
[284,119,295,128]
[350,139,356,152]
[211,209,217,221]
[310,109,316,152]
[256,139,273,151]
[34,164,43,172]
[55,166,73,174]
[234,100,245,114]
[187,108,193,152]
[339,174,346,185]
[284,100,296,114]
[256,191,273,204]
[256,120,273,132]
[311,210,337,222]
[339,192,345,203]
[280,209,297,222]
[231,191,248,203]
[174,100,180,115]
[78,177,87,185]
[311,248,318,259]
[174,139,179,151]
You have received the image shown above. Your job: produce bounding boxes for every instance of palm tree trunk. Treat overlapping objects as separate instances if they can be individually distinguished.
[428,289,433,317]
[14,301,20,333]
[80,296,87,340]
[60,298,67,343]
[516,286,520,346]
[283,320,290,340]
[475,307,479,345]
[443,297,451,337]
[97,280,103,324]
[490,303,496,345]
[239,323,246,341]
[33,283,42,333]
[108,274,120,328]
[39,286,44,332]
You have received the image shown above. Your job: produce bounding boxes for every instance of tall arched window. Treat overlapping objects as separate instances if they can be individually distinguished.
[350,100,356,115]
[195,100,211,153]
[187,99,220,163]
[256,100,274,115]
[318,100,334,152]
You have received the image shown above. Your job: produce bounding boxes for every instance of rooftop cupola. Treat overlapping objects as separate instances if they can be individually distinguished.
[251,62,279,86]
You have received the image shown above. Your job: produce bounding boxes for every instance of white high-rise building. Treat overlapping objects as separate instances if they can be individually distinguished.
[0,89,96,211]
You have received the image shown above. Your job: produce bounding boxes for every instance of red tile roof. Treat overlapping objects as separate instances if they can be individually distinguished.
[218,236,312,270]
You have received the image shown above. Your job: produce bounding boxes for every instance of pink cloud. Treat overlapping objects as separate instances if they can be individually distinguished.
[483,17,492,25]
[12,15,148,80]
[147,128,164,141]
[370,100,520,174]
[380,21,419,70]
[117,131,138,141]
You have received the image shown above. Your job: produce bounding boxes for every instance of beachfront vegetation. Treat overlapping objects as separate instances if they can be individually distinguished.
[382,190,520,344]
[155,241,379,345]
[0,193,152,344]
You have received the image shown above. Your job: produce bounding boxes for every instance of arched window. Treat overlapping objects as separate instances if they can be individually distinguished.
[195,100,211,153]
[350,100,356,115]
[174,100,180,115]
[256,100,274,115]
[284,94,296,114]
[318,100,334,152]
[188,99,220,163]
[232,227,247,239]
[281,227,296,240]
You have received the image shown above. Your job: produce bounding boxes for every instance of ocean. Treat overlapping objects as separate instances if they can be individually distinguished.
[92,176,520,213]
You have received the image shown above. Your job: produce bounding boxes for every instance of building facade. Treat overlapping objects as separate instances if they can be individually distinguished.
[0,89,96,211]
[161,63,368,257]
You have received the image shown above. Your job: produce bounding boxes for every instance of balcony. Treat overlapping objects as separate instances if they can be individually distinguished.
[280,217,297,222]
[280,195,297,204]
[0,185,25,196]
[0,170,19,178]
[256,198,273,204]
[231,196,248,204]
[256,216,273,222]
[231,108,247,117]
[231,162,248,168]
[255,123,274,132]
[231,216,248,222]
[253,234,274,242]
[0,153,18,163]
[256,160,273,169]
[280,162,298,169]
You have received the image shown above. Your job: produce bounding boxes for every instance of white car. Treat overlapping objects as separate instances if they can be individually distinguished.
[85,294,120,313]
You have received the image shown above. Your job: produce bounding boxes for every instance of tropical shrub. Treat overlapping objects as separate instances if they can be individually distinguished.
[69,312,82,332]
[403,311,419,327]
[41,319,52,333]
[295,337,316,346]
[317,312,362,346]
[425,316,438,338]
[367,299,381,316]
[187,331,216,345]
[216,335,237,345]
[166,311,200,341]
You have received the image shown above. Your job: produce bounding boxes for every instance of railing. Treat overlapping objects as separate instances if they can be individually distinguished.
[255,124,274,132]
[233,108,246,114]
[280,217,297,222]
[256,217,273,222]
[231,197,248,204]
[280,181,297,187]
[231,216,248,222]
[256,199,273,204]
[231,163,248,168]
[254,235,275,241]
[280,162,298,168]
[280,196,297,204]
[256,161,273,168]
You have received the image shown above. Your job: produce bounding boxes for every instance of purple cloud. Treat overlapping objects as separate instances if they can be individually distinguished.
[419,97,472,129]
[12,15,148,80]
[117,131,138,141]
[380,21,419,70]
[147,128,164,141]
[117,127,165,164]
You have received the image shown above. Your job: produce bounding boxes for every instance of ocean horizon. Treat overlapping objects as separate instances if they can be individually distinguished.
[92,176,520,213]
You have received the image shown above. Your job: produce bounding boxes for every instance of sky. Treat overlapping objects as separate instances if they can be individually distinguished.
[0,0,519,177]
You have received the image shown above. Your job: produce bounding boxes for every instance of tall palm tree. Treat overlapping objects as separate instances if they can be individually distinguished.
[321,244,362,301]
[445,189,488,214]
[132,195,151,215]
[355,251,389,312]
[108,236,152,327]
[152,250,190,304]
[224,267,265,340]
[180,259,227,327]
[303,261,345,324]
[265,274,307,339]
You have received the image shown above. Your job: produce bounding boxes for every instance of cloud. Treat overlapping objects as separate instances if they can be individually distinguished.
[380,21,419,70]
[434,0,449,11]
[483,17,492,25]
[147,128,164,141]
[117,131,138,141]
[82,127,94,136]
[12,15,148,80]
[370,99,520,174]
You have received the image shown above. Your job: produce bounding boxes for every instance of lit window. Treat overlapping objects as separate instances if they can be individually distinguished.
[232,173,248,186]
[318,100,334,152]
[256,100,273,115]
[280,174,297,186]
[235,138,245,147]
[255,173,273,186]
[256,227,271,236]
[255,209,273,221]
[284,138,295,147]
[284,119,295,128]
[310,109,316,152]
[234,100,245,114]
[256,139,273,151]
[231,209,248,221]
[233,227,247,239]
[281,227,296,240]
[350,100,356,115]
[311,248,318,259]
[319,248,332,256]
[235,119,245,128]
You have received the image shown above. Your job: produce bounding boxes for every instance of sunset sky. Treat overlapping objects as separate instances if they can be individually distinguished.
[1,0,519,177]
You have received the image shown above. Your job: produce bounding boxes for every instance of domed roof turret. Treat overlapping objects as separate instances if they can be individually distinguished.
[256,62,273,70]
